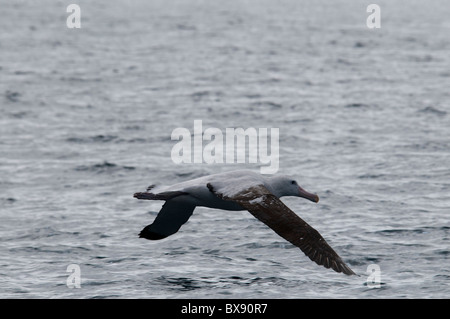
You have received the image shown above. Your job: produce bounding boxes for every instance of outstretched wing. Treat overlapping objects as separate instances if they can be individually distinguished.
[207,183,355,275]
[138,198,195,240]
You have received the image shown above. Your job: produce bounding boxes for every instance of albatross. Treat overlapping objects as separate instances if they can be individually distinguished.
[134,170,355,275]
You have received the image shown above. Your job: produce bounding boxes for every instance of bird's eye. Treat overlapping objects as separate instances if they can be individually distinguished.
[291,180,296,185]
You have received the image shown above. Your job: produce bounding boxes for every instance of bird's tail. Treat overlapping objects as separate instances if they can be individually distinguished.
[133,190,188,201]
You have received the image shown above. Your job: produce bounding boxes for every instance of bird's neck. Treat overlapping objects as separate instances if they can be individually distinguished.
[263,177,284,198]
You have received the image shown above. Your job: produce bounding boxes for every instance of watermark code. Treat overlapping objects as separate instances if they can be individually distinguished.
[171,120,279,174]
[66,264,81,288]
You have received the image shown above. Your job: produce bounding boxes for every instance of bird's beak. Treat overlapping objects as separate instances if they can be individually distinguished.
[298,186,319,203]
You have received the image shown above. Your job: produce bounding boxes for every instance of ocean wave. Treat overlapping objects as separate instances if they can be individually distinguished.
[74,161,135,173]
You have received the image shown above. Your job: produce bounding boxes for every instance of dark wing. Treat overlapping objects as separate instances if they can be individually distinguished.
[138,197,195,240]
[207,183,355,275]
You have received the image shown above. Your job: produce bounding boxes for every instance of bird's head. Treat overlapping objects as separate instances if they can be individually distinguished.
[267,175,319,203]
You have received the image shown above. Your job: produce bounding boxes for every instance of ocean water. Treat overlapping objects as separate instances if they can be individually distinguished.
[1,0,449,298]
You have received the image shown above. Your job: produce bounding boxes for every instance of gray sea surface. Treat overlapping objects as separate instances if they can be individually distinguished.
[1,0,449,298]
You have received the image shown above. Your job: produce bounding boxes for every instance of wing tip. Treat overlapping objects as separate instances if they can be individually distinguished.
[339,264,357,276]
[329,257,356,275]
[328,260,356,276]
[139,225,167,240]
[304,249,356,276]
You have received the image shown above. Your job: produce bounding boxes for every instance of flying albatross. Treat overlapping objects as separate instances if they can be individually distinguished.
[134,170,355,275]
